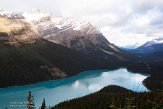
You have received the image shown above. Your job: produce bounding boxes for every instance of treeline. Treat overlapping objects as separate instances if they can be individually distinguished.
[5,91,49,109]
[52,85,163,109]
[27,91,49,109]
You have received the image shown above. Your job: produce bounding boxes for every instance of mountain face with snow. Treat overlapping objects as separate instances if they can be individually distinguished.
[128,37,163,60]
[20,10,129,61]
[22,10,110,52]
[134,37,163,54]
[141,37,163,47]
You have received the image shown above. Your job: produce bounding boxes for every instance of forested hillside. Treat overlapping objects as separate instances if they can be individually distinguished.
[0,39,117,88]
[52,85,163,109]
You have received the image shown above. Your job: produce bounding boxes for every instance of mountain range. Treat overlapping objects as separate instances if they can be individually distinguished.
[130,37,163,60]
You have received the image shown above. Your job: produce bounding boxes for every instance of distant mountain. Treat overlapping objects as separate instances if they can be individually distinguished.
[142,37,163,47]
[129,37,163,56]
[137,43,163,54]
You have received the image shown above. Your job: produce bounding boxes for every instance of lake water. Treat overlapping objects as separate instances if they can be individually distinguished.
[0,68,149,109]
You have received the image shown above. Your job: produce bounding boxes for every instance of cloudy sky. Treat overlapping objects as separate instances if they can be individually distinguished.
[0,0,163,47]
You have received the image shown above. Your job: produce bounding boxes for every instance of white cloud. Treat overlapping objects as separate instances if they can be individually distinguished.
[0,0,163,47]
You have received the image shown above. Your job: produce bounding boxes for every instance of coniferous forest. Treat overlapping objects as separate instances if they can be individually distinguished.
[51,85,163,109]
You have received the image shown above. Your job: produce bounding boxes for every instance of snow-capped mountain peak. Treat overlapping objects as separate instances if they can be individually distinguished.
[143,37,163,47]
[21,10,100,35]
[0,10,11,16]
[0,10,24,19]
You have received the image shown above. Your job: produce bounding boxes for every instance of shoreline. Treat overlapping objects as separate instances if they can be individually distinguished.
[0,67,149,90]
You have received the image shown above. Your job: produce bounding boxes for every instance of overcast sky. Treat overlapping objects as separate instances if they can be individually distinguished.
[0,0,163,47]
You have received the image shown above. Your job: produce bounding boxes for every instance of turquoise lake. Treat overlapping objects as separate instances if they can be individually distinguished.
[0,68,149,109]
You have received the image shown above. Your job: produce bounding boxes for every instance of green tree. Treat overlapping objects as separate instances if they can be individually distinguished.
[109,95,118,109]
[147,89,163,109]
[40,98,46,109]
[123,93,136,109]
[27,91,35,109]
[159,89,163,108]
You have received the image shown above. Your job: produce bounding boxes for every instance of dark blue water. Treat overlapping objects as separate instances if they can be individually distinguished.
[0,68,149,109]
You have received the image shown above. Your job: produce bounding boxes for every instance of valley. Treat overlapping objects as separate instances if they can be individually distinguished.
[0,10,162,91]
[0,9,162,109]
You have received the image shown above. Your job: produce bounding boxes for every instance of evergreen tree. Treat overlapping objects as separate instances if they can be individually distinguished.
[159,89,163,108]
[123,92,136,109]
[109,95,118,109]
[40,98,46,109]
[27,91,35,109]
